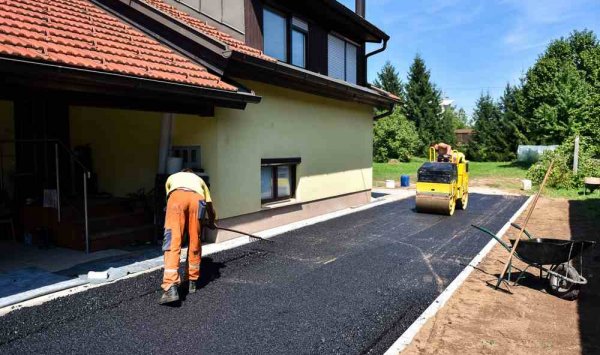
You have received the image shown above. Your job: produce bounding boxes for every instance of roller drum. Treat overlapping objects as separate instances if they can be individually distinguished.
[415,194,455,215]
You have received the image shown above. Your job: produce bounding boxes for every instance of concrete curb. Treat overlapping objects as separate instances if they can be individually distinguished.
[383,194,535,354]
[0,190,413,316]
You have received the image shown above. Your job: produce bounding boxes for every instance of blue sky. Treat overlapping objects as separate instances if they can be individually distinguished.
[338,0,600,116]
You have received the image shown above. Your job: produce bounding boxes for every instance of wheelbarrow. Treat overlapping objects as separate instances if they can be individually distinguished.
[472,223,596,300]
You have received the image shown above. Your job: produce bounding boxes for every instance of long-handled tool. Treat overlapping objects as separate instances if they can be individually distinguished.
[496,160,554,290]
[214,224,274,243]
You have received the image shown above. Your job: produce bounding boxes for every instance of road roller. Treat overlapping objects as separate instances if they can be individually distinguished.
[415,143,469,215]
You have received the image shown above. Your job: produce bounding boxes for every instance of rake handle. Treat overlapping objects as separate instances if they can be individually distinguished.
[497,160,554,288]
[214,225,274,243]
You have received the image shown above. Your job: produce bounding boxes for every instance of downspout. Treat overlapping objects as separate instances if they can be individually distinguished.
[365,38,388,60]
[373,105,394,121]
[158,113,174,174]
[366,38,391,120]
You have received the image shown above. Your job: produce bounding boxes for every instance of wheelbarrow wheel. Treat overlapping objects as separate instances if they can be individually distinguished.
[548,264,580,301]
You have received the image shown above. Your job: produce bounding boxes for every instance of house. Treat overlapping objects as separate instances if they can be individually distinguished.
[455,128,475,146]
[440,97,454,113]
[0,0,398,252]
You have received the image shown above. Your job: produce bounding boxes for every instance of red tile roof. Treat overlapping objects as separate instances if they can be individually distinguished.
[140,0,276,62]
[0,0,237,91]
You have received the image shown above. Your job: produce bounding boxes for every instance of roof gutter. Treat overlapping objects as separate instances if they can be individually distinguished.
[373,105,394,121]
[0,56,261,106]
[228,53,399,107]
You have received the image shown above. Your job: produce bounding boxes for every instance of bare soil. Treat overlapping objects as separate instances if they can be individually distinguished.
[403,197,600,355]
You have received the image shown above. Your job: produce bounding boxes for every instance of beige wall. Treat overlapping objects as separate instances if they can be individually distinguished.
[210,80,373,218]
[68,81,374,217]
[70,106,162,197]
[171,114,218,187]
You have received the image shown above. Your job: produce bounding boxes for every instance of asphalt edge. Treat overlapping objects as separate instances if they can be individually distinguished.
[0,190,413,316]
[383,194,535,354]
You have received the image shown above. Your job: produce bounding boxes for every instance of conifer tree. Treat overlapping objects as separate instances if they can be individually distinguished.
[467,93,505,161]
[373,61,403,98]
[404,55,443,151]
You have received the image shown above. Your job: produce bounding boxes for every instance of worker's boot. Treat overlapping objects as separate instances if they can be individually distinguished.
[189,280,197,294]
[159,285,179,305]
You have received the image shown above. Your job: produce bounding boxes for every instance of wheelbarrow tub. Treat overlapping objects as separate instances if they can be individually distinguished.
[509,238,595,266]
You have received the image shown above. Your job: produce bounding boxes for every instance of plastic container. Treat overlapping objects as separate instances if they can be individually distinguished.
[521,179,532,191]
[385,180,395,189]
[400,175,410,187]
[167,157,183,174]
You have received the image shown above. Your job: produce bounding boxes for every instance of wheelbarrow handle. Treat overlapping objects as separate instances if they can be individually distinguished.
[471,224,511,252]
[510,223,534,239]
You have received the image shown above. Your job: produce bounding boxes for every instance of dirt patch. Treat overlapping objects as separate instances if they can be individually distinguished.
[403,197,600,355]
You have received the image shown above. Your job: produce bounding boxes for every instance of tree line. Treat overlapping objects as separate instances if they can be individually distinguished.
[374,30,600,163]
[372,55,466,162]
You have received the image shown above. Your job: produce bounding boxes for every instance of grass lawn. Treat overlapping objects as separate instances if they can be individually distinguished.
[373,158,530,182]
[374,158,600,200]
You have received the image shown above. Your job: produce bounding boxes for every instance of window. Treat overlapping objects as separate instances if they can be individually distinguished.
[263,8,287,61]
[291,18,308,68]
[328,34,358,84]
[263,9,308,68]
[171,146,201,170]
[261,158,300,203]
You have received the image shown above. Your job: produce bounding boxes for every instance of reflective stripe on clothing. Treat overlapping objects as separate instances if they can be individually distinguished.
[161,190,203,291]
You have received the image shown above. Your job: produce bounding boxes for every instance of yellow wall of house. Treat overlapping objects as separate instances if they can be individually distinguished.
[171,114,218,187]
[68,82,374,217]
[211,80,373,218]
[69,106,162,197]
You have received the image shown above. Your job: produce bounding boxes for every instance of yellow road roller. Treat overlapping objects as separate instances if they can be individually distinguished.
[415,143,469,215]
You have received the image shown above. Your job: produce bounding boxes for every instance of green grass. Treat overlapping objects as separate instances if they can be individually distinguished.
[373,159,530,182]
[374,158,600,201]
[543,186,600,200]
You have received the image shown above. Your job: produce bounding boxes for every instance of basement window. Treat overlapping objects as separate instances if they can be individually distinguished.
[261,158,300,203]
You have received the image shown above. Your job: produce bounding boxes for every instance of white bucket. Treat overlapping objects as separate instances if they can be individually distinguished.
[521,179,532,191]
[167,157,183,174]
[385,180,395,189]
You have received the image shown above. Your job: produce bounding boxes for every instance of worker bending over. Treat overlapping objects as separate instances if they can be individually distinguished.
[160,168,216,305]
[433,142,453,162]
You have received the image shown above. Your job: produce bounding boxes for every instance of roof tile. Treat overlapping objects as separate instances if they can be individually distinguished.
[0,0,237,91]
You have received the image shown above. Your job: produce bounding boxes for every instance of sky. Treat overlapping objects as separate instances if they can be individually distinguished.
[338,0,600,116]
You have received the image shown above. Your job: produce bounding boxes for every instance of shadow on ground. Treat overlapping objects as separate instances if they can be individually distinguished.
[497,161,533,170]
[570,198,600,355]
[166,257,225,308]
[371,191,390,199]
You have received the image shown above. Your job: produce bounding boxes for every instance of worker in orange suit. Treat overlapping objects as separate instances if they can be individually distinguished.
[159,168,216,305]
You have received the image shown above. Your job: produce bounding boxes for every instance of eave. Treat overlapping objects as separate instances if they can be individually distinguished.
[227,52,399,108]
[0,56,261,115]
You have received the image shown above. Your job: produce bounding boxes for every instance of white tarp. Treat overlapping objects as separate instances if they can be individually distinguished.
[517,145,558,162]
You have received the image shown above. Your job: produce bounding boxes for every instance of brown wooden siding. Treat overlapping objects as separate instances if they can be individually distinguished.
[244,0,263,50]
[307,23,328,75]
[357,43,366,86]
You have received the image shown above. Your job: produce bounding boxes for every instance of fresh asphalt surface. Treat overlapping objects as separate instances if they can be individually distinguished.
[0,193,527,354]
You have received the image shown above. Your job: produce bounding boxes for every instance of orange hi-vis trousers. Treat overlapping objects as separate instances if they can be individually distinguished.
[161,190,203,291]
